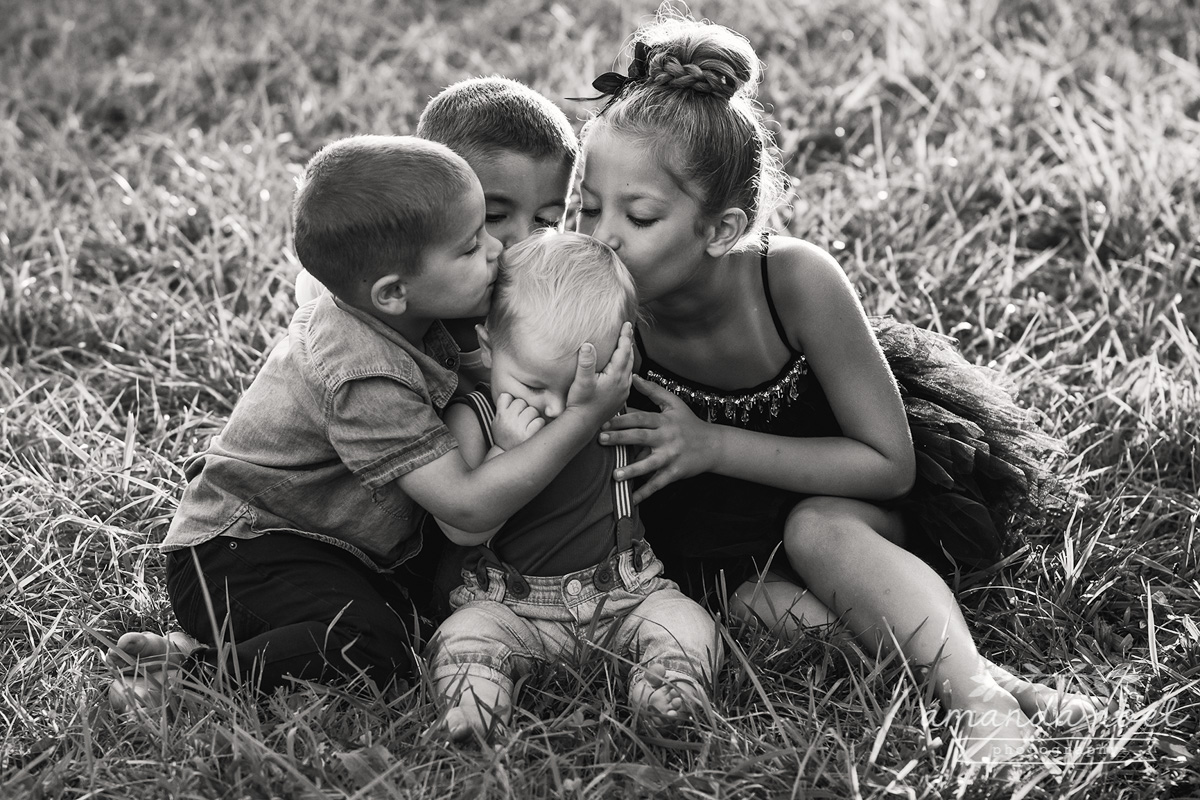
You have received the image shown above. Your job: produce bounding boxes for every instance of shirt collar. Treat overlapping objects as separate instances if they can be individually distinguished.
[329,296,461,408]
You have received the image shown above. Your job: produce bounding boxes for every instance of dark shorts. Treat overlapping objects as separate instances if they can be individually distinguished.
[638,474,806,608]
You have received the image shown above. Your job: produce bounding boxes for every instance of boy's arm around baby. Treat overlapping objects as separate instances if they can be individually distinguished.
[433,393,546,546]
[400,322,634,534]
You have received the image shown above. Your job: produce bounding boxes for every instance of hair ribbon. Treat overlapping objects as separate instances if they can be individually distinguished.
[568,41,649,105]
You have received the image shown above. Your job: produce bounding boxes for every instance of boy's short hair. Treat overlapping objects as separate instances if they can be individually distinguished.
[292,134,475,298]
[417,76,577,168]
[488,231,637,358]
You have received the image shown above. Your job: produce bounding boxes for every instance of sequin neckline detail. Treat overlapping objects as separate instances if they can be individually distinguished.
[635,235,816,425]
[640,354,811,424]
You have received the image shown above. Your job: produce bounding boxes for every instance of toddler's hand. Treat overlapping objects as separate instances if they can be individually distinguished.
[491,393,546,450]
[598,375,719,503]
[565,321,634,424]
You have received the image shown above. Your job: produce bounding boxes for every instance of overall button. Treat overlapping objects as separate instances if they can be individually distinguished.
[594,566,614,591]
[507,575,530,600]
[565,579,583,596]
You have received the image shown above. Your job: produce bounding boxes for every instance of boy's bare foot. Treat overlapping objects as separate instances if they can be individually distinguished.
[105,631,199,714]
[431,677,511,744]
[985,661,1108,726]
[629,663,708,730]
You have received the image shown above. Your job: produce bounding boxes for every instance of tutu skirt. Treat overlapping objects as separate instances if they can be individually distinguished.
[874,317,1067,569]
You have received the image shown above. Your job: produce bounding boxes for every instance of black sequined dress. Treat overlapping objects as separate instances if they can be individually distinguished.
[630,244,1063,601]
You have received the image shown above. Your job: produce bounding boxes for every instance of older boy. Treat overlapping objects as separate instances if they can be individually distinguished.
[108,136,632,709]
[417,76,576,251]
[427,232,721,741]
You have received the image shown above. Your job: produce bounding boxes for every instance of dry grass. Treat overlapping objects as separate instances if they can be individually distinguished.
[2,0,1198,797]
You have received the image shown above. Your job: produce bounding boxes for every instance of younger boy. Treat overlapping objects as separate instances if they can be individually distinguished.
[426,232,721,741]
[107,136,632,709]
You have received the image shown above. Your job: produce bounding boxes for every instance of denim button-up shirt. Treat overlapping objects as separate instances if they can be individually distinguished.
[162,293,460,571]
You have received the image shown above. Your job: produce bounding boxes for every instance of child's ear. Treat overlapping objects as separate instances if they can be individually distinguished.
[370,274,407,315]
[475,323,493,368]
[704,207,750,257]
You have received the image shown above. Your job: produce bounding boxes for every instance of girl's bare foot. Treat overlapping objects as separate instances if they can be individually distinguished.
[948,679,1036,768]
[629,663,708,730]
[985,661,1107,726]
[105,631,199,713]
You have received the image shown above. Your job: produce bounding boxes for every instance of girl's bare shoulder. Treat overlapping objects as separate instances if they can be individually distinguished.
[761,236,856,317]
[764,233,844,266]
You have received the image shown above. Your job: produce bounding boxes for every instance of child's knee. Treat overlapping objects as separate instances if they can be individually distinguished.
[433,602,526,653]
[426,603,534,681]
[783,496,845,561]
[728,582,753,614]
[731,578,838,632]
[784,497,906,562]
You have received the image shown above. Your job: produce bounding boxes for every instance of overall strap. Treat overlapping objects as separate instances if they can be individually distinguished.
[462,391,642,584]
[455,388,534,595]
[459,388,496,447]
[611,416,643,569]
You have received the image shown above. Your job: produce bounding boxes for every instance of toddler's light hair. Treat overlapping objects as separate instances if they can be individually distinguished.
[487,231,638,359]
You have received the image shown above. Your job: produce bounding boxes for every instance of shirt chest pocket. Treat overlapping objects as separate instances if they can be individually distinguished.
[370,484,414,521]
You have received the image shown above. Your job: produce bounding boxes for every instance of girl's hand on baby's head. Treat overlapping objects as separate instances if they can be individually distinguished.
[491,393,547,450]
[600,375,720,504]
[565,321,634,423]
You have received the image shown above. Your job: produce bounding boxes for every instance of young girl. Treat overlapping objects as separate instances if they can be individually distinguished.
[575,13,1103,765]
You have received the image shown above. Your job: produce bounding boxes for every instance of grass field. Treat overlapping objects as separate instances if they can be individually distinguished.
[2,0,1199,796]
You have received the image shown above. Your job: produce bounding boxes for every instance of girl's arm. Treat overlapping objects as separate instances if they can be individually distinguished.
[604,241,914,504]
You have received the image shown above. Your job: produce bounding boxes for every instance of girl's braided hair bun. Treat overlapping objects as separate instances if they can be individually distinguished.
[588,12,786,250]
[638,16,760,102]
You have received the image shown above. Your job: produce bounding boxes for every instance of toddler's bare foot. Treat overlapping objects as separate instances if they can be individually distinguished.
[986,661,1107,726]
[105,631,199,714]
[629,663,708,730]
[431,678,510,744]
[948,679,1035,769]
